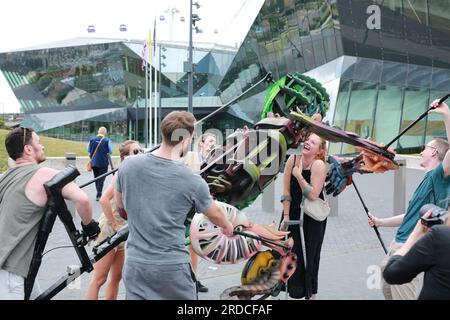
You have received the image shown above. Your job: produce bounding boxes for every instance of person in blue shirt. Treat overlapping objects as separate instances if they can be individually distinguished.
[368,99,450,300]
[88,127,113,201]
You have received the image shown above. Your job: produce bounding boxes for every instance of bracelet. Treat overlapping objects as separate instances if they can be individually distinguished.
[280,195,292,203]
[303,184,312,198]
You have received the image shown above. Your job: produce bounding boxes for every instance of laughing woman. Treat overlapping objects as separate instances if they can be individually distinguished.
[280,133,328,300]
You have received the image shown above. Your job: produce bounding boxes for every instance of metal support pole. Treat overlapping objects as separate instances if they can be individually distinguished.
[158,46,162,144]
[153,41,158,146]
[283,220,303,300]
[188,0,194,114]
[328,194,339,217]
[144,62,149,148]
[393,158,406,216]
[136,80,141,142]
[135,103,138,141]
[261,180,275,213]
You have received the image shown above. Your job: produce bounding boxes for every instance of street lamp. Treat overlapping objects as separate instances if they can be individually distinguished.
[188,1,201,114]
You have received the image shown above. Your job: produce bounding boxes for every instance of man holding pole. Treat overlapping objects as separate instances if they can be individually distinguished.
[115,111,233,300]
[0,127,97,299]
[368,99,450,300]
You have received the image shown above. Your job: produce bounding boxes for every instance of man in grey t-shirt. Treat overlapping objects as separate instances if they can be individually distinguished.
[115,111,233,300]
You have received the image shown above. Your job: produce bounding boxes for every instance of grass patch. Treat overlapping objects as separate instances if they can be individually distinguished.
[0,129,119,172]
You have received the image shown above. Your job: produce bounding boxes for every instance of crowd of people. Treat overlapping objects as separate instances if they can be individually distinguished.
[0,99,449,300]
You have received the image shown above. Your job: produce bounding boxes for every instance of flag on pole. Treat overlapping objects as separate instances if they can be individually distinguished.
[148,28,152,65]
[140,41,147,71]
[141,29,152,71]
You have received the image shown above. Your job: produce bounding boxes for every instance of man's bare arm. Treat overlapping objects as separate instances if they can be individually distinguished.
[430,100,450,176]
[61,182,93,225]
[202,201,234,236]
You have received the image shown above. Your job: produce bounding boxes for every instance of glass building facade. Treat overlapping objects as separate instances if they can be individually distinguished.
[215,0,450,155]
[0,38,243,143]
[1,0,449,154]
[331,0,450,154]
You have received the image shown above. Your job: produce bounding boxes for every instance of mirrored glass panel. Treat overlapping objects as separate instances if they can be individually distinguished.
[353,58,382,83]
[429,1,450,36]
[373,85,403,149]
[398,88,429,151]
[407,64,432,88]
[343,81,378,154]
[431,67,450,91]
[425,90,448,143]
[381,61,408,86]
[329,79,351,155]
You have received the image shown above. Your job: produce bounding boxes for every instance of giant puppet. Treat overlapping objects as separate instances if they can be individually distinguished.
[26,72,448,300]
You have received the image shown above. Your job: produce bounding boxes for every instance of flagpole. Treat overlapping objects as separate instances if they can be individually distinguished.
[153,40,158,145]
[153,49,158,145]
[144,48,148,148]
[149,29,153,148]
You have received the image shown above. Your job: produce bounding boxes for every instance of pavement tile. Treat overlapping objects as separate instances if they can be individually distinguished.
[34,167,424,300]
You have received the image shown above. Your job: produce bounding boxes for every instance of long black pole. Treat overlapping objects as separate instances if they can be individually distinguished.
[384,92,450,149]
[79,168,118,189]
[233,230,290,251]
[197,72,273,124]
[352,180,388,254]
[36,225,130,300]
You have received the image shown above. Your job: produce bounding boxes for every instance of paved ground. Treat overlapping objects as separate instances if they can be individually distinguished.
[33,166,424,300]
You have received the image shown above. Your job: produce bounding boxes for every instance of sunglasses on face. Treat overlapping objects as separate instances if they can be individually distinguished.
[421,144,439,154]
[132,148,144,155]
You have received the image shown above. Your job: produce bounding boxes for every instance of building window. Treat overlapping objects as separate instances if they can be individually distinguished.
[373,85,403,149]
[343,81,378,154]
[398,87,429,151]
